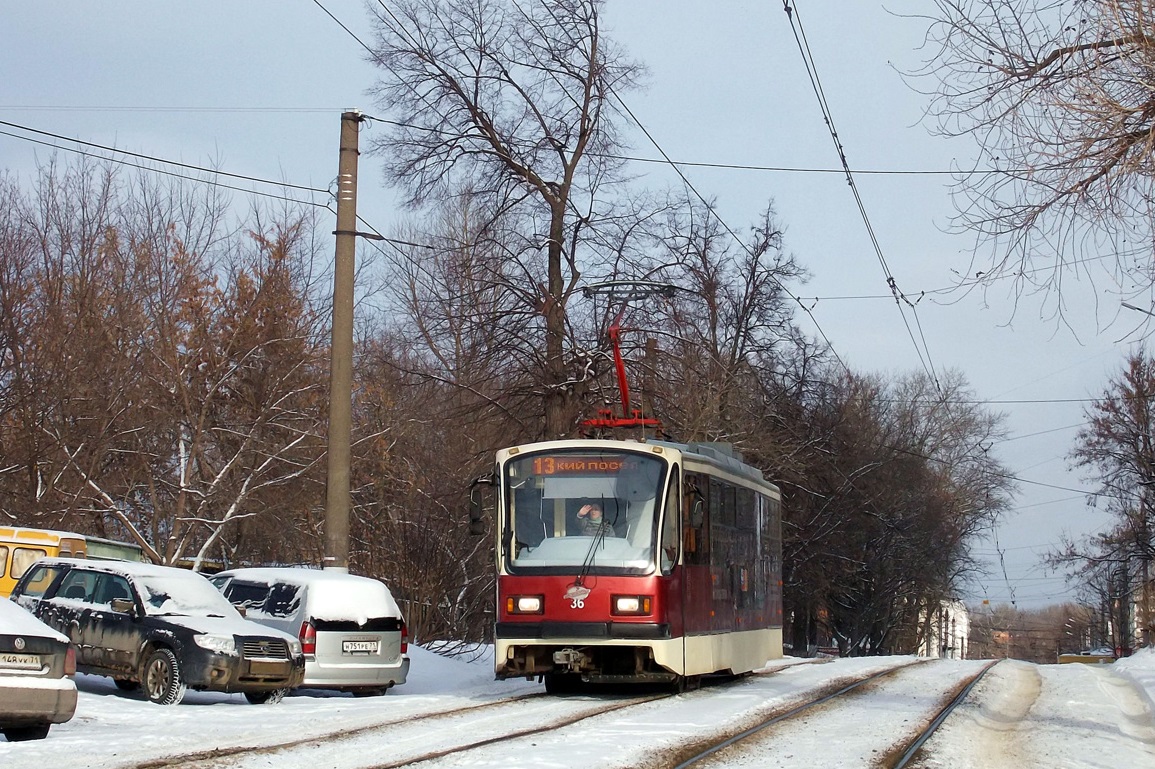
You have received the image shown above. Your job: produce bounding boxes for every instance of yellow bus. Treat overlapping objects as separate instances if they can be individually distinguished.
[0,527,144,597]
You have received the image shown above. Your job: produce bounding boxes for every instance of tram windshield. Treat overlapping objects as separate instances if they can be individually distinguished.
[503,449,667,574]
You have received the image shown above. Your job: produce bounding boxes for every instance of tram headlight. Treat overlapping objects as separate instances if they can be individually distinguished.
[611,595,652,615]
[507,595,544,614]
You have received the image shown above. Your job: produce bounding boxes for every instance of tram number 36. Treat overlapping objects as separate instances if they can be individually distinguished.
[569,598,585,609]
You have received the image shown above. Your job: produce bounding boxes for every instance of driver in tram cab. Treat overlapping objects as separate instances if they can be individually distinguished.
[576,503,616,537]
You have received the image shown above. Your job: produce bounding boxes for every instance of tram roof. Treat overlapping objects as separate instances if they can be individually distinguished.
[650,439,769,485]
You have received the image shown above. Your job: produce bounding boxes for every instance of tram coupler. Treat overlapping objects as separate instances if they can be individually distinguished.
[552,648,592,671]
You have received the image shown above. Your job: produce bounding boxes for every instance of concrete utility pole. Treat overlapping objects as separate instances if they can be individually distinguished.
[324,110,364,572]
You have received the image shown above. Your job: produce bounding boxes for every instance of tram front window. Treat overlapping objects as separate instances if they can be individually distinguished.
[503,451,667,574]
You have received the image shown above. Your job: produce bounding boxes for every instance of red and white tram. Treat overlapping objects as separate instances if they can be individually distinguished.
[480,437,783,691]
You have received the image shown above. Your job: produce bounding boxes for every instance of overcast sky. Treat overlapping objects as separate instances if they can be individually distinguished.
[0,1,1136,610]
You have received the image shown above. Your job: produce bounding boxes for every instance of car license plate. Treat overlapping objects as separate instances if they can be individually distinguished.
[0,653,40,670]
[342,640,378,654]
[248,660,289,676]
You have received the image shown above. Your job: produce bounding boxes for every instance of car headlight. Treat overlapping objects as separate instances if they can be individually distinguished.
[288,638,302,657]
[193,633,236,655]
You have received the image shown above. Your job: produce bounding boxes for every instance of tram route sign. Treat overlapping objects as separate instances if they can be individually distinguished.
[530,455,642,476]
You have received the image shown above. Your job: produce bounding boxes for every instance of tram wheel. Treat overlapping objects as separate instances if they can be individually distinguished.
[543,673,582,694]
[670,675,701,694]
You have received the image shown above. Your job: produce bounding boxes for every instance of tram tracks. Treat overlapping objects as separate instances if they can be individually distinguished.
[126,691,551,769]
[122,658,998,769]
[126,689,673,769]
[886,659,1001,768]
[662,659,1000,769]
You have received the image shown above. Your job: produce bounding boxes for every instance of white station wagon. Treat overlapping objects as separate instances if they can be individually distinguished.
[210,568,409,696]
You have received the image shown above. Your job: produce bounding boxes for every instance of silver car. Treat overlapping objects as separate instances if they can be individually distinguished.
[211,568,409,696]
[0,598,77,740]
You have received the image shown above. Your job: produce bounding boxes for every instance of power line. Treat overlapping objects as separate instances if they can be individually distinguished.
[0,127,331,209]
[6,111,1116,352]
[0,118,328,195]
[0,120,445,255]
[0,105,342,114]
[9,108,1113,310]
[599,153,994,176]
[0,107,1012,176]
[312,0,380,60]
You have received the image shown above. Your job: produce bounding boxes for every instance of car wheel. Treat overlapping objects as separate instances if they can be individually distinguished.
[2,724,51,741]
[114,678,140,691]
[142,647,186,705]
[244,687,288,705]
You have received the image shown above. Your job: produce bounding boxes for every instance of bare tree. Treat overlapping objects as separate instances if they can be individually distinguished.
[918,0,1155,306]
[365,0,644,437]
[643,199,808,442]
[1070,350,1155,646]
[0,158,328,568]
[777,370,1011,655]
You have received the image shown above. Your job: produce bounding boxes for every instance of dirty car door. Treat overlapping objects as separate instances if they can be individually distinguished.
[89,574,140,676]
[50,568,101,667]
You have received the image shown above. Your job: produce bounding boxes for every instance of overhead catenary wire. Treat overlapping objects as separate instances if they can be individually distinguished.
[780,0,942,391]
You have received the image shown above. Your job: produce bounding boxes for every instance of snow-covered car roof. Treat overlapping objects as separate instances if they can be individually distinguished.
[34,558,241,618]
[214,567,402,622]
[215,567,385,589]
[36,557,187,579]
[27,558,299,642]
[0,596,68,643]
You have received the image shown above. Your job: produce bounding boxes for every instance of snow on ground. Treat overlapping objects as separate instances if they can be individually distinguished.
[0,646,536,769]
[2,648,1154,768]
[918,648,1155,768]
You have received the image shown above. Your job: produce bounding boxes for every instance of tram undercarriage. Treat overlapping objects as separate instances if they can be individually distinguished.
[498,641,682,685]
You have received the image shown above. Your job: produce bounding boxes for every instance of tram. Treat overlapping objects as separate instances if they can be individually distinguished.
[475,437,783,691]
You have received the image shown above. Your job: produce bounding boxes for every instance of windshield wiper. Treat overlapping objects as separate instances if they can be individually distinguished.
[574,497,614,588]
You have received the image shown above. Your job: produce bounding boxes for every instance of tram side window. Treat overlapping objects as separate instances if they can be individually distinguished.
[511,486,549,549]
[736,487,755,530]
[756,493,783,609]
[0,546,7,578]
[702,480,761,609]
[683,473,709,565]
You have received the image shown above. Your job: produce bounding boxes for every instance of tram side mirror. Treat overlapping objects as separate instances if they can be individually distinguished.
[468,474,495,535]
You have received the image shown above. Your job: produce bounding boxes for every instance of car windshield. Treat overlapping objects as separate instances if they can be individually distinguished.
[503,450,667,574]
[136,573,241,618]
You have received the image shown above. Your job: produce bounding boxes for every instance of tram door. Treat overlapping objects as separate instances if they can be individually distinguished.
[681,472,712,655]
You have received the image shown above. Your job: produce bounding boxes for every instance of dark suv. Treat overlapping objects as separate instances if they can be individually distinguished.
[11,558,304,705]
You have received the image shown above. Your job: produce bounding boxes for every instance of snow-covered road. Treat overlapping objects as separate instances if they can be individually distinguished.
[2,647,1153,769]
[916,657,1155,768]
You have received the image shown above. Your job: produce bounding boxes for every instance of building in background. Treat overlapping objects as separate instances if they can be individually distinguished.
[920,600,970,660]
